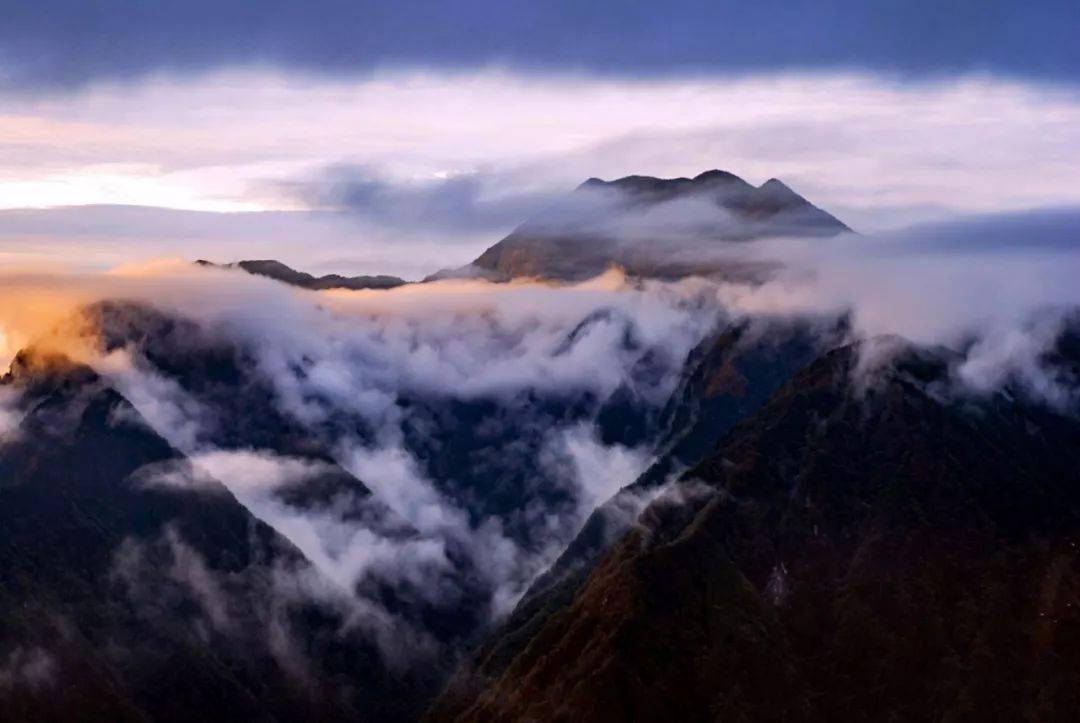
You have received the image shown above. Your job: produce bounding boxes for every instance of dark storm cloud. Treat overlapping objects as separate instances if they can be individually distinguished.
[1,0,1077,91]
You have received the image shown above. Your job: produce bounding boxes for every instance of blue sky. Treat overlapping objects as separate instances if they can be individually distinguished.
[0,1,1078,278]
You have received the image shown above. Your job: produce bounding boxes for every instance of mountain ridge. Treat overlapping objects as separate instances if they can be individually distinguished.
[196,258,407,291]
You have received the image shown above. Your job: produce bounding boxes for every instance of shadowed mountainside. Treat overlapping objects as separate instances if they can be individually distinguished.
[432,315,845,706]
[0,350,436,723]
[431,338,1080,722]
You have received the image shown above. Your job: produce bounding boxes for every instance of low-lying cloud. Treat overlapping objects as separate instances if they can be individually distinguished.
[0,263,720,644]
[708,206,1080,406]
[0,647,56,691]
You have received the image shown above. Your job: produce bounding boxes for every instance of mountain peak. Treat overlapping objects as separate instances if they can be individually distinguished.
[759,177,793,192]
[463,168,852,282]
[692,169,751,185]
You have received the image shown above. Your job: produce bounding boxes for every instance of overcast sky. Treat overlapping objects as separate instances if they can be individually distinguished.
[1,1,1078,278]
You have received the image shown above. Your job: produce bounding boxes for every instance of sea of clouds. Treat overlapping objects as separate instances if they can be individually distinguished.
[0,205,1078,670]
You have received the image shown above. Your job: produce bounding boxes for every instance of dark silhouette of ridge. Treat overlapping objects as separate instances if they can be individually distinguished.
[196,258,406,291]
